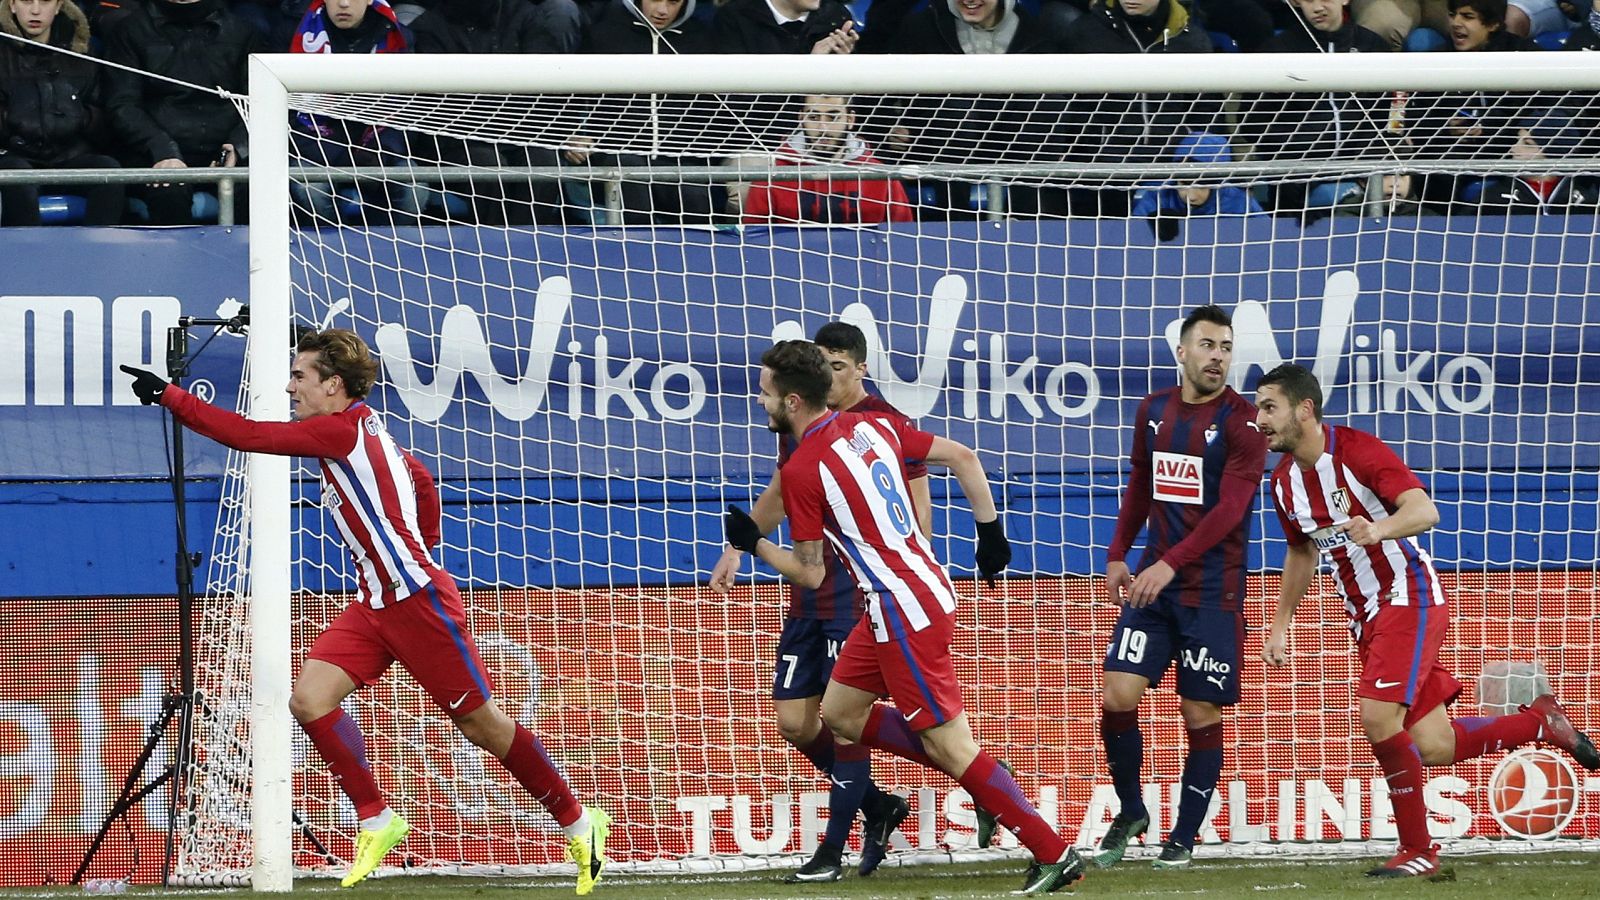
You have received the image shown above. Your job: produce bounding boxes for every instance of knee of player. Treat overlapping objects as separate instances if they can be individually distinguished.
[776,718,817,747]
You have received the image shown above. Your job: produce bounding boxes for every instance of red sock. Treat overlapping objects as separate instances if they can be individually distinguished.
[1372,732,1431,849]
[860,705,936,769]
[958,752,1068,863]
[1451,712,1541,763]
[499,724,583,828]
[301,709,386,820]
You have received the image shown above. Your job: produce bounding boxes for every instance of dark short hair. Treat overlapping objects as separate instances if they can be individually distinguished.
[1179,304,1233,342]
[1257,363,1323,421]
[760,340,831,410]
[812,321,868,365]
[296,328,380,399]
[1448,0,1506,27]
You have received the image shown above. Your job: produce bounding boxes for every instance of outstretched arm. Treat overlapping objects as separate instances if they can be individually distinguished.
[1263,541,1318,667]
[158,382,358,458]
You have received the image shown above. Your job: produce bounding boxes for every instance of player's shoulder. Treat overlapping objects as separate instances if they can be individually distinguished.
[1219,386,1257,415]
[847,393,909,419]
[1143,384,1183,406]
[1331,424,1389,457]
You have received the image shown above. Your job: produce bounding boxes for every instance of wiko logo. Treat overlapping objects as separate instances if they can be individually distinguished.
[1162,270,1494,414]
[376,269,1496,423]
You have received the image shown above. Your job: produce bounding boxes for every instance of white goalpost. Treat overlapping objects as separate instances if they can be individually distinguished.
[198,53,1600,891]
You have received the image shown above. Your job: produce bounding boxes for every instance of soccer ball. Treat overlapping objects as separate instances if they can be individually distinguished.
[1488,747,1579,839]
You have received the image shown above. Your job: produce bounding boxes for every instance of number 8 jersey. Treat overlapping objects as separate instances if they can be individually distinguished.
[780,410,956,643]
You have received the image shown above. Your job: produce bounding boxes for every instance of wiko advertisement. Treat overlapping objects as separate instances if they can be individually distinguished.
[0,218,1596,591]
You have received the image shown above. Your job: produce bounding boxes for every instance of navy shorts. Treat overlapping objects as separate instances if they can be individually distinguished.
[773,616,856,701]
[1103,599,1244,706]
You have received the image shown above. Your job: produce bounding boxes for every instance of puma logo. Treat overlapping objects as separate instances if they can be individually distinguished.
[1206,675,1227,691]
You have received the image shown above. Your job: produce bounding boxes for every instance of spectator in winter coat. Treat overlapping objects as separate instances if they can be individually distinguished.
[410,0,583,52]
[287,0,428,224]
[709,0,856,54]
[410,0,580,224]
[1061,0,1217,166]
[740,95,912,224]
[0,0,125,224]
[1131,131,1263,241]
[100,0,263,223]
[563,0,718,224]
[1243,0,1394,221]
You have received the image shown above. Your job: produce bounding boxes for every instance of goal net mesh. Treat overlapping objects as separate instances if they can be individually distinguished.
[178,65,1600,883]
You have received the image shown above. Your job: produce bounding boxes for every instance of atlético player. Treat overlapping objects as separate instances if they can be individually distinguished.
[1095,305,1267,871]
[723,340,1085,895]
[121,331,611,895]
[1255,363,1600,879]
[709,323,916,883]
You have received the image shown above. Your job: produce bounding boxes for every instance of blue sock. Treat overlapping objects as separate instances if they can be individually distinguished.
[1168,723,1224,849]
[1101,707,1147,821]
[822,743,872,849]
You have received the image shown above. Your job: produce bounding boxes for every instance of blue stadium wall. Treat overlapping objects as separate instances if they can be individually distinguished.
[1,218,1596,599]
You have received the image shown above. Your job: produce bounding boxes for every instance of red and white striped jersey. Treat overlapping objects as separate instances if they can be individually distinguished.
[1269,424,1446,632]
[163,388,445,609]
[780,410,954,642]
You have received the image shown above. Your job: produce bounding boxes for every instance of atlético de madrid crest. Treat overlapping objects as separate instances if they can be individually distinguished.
[1331,487,1351,516]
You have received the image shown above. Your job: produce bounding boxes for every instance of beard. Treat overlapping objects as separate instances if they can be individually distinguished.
[766,407,791,434]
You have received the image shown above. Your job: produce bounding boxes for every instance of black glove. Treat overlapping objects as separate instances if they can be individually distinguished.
[120,364,168,406]
[974,518,1011,585]
[1149,214,1182,242]
[725,505,765,554]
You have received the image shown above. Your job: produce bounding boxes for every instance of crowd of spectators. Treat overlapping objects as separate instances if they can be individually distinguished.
[0,0,1596,227]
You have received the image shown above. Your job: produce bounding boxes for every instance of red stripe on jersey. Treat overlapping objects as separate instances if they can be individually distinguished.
[364,426,431,585]
[323,458,391,597]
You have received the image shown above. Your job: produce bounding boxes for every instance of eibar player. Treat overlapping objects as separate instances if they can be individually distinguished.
[1094,305,1268,870]
[724,340,1085,895]
[710,323,917,881]
[120,331,611,895]
[1255,363,1600,878]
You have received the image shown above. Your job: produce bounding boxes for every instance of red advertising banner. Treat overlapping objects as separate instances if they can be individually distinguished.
[4,573,1596,885]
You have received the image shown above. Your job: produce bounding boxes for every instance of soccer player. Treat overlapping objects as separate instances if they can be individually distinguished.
[710,322,919,882]
[1094,305,1267,871]
[723,340,1085,895]
[1255,363,1600,878]
[120,331,611,895]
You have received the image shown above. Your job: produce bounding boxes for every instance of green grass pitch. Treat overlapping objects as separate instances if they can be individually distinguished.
[10,853,1600,899]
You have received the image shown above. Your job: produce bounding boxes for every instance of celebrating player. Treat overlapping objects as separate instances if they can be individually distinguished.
[1255,363,1600,878]
[709,323,916,882]
[120,331,611,895]
[724,340,1085,895]
[1094,305,1267,870]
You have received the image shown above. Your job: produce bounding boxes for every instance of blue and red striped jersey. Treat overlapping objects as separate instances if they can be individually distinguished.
[777,393,928,620]
[1108,385,1267,611]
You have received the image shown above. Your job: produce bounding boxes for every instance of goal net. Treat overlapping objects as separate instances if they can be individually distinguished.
[183,53,1600,888]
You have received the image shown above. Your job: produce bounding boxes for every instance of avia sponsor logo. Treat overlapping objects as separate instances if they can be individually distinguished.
[0,295,186,406]
[1164,271,1495,415]
[1152,451,1204,505]
[1488,747,1580,839]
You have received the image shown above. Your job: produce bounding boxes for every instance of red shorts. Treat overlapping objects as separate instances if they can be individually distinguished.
[1356,602,1462,728]
[308,575,494,717]
[829,607,964,731]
